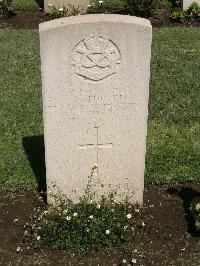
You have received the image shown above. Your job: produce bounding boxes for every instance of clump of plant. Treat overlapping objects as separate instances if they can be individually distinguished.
[28,195,143,262]
[125,0,159,18]
[186,2,200,20]
[89,0,159,17]
[169,0,181,7]
[88,0,126,14]
[170,2,200,22]
[47,3,79,19]
[190,196,200,231]
[0,0,15,17]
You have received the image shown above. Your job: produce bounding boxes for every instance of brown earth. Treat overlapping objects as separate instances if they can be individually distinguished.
[1,183,200,266]
[0,9,200,29]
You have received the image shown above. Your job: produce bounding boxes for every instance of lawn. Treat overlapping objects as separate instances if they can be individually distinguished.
[0,28,200,191]
[12,0,42,11]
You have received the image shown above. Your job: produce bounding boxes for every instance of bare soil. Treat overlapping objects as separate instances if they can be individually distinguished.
[0,11,48,29]
[0,9,200,29]
[1,183,200,266]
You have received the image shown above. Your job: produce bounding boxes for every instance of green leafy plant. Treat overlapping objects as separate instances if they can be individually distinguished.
[47,3,79,19]
[0,0,15,17]
[28,195,143,259]
[190,197,200,231]
[88,0,126,14]
[170,2,200,22]
[186,2,200,20]
[88,0,168,15]
[169,0,181,7]
[170,10,186,22]
[125,0,159,18]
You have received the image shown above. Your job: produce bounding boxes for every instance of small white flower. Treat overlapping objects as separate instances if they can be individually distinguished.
[134,249,138,253]
[89,215,93,219]
[97,204,101,209]
[111,209,114,212]
[24,230,28,236]
[27,246,30,250]
[73,212,78,217]
[86,228,90,232]
[48,3,53,7]
[43,210,48,215]
[132,258,137,264]
[127,213,132,219]
[14,218,19,223]
[66,216,71,221]
[99,0,103,4]
[124,225,128,230]
[88,4,91,7]
[122,258,127,263]
[16,247,21,252]
[105,229,110,235]
[63,209,68,214]
[135,209,140,213]
[58,7,64,11]
[141,221,145,227]
[36,236,41,241]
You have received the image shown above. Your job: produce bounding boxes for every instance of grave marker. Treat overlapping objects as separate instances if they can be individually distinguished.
[39,15,152,205]
[183,0,200,10]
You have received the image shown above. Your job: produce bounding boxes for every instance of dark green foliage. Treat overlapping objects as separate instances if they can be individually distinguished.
[34,198,139,255]
[88,0,169,16]
[88,0,126,14]
[190,197,200,231]
[170,10,186,22]
[125,0,159,17]
[0,0,15,17]
[170,2,200,22]
[169,0,181,7]
[186,2,200,20]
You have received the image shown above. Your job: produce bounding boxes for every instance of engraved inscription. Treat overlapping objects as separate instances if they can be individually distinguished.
[72,34,121,81]
[79,127,113,175]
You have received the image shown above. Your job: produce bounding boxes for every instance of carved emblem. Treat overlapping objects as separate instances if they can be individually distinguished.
[72,34,121,81]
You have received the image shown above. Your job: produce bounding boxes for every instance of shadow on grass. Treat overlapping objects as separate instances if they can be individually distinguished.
[35,0,44,9]
[22,136,46,192]
[167,187,200,237]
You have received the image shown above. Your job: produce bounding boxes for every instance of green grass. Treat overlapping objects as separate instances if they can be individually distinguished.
[0,29,42,190]
[146,28,200,184]
[0,28,199,191]
[12,0,41,11]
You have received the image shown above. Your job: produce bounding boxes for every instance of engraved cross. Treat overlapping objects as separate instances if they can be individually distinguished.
[79,127,113,175]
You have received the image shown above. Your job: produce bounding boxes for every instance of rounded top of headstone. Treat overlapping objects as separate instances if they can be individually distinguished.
[39,14,151,32]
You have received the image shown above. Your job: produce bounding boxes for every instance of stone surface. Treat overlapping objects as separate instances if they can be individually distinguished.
[183,0,200,10]
[44,0,89,14]
[39,14,152,205]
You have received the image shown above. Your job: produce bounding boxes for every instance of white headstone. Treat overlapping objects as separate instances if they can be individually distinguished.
[39,15,152,205]
[44,0,89,14]
[183,0,200,10]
